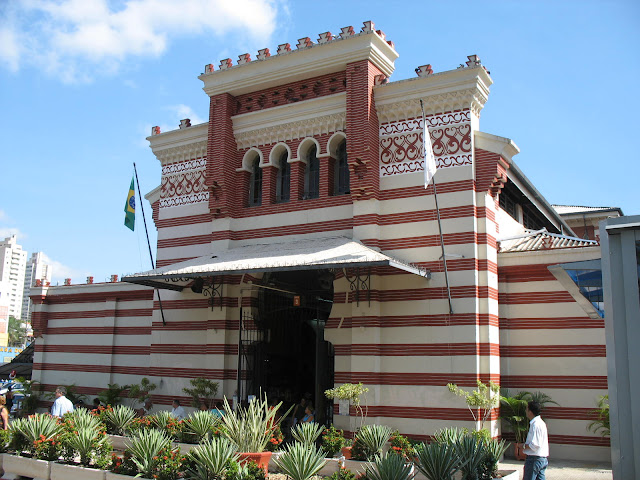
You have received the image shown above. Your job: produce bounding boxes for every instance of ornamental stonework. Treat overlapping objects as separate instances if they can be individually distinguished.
[160,157,209,208]
[379,110,472,177]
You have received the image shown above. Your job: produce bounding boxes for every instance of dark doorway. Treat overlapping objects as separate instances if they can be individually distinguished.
[237,269,335,425]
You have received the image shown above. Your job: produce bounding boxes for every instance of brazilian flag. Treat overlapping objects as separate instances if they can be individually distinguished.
[124,177,135,231]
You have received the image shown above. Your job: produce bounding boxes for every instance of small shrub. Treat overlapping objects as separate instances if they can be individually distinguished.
[328,468,357,480]
[364,452,415,480]
[110,451,138,476]
[265,424,284,452]
[388,431,415,460]
[0,429,11,453]
[226,459,267,480]
[322,426,346,457]
[352,424,392,461]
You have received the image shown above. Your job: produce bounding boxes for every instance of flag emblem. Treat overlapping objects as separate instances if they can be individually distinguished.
[124,177,135,231]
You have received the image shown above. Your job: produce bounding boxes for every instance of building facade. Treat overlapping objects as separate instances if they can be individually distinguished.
[21,252,53,321]
[30,22,610,462]
[0,235,27,320]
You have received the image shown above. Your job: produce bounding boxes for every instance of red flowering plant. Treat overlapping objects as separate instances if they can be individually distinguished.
[32,434,61,461]
[388,430,415,461]
[265,424,284,452]
[110,451,139,476]
[149,446,186,480]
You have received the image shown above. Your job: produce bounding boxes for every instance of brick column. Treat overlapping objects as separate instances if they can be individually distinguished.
[345,60,383,201]
[262,165,278,205]
[318,154,335,198]
[207,93,238,217]
[238,170,250,207]
[290,161,305,202]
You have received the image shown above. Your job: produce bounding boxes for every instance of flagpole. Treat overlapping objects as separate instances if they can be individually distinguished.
[133,162,167,326]
[420,101,453,315]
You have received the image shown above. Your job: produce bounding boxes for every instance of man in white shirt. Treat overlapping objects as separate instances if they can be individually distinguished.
[523,401,549,480]
[170,399,186,420]
[50,386,74,417]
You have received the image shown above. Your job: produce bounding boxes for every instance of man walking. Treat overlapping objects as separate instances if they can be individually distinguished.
[523,401,549,480]
[50,386,74,417]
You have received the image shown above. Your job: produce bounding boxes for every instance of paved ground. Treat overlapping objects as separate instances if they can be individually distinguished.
[498,458,612,479]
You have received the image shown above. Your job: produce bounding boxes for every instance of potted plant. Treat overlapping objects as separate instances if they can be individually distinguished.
[182,377,219,410]
[321,426,346,458]
[275,441,327,480]
[98,383,129,407]
[351,424,392,461]
[587,394,610,437]
[325,383,369,431]
[499,391,530,460]
[219,394,287,473]
[112,428,182,480]
[184,437,237,480]
[364,451,415,480]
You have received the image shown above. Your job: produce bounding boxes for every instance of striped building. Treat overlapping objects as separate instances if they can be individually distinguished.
[31,22,610,462]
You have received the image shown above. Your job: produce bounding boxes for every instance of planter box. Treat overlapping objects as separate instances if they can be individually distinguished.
[495,470,518,480]
[237,451,272,474]
[1,453,51,480]
[106,473,151,480]
[317,457,340,476]
[108,435,129,451]
[172,441,200,454]
[51,462,106,480]
[268,451,284,471]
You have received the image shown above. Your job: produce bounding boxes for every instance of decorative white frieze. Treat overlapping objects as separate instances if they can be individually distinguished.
[155,140,208,165]
[379,109,473,178]
[161,157,207,175]
[235,112,346,149]
[159,192,210,208]
[160,156,209,208]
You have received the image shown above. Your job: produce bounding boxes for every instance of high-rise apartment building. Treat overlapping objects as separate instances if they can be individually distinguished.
[0,236,27,319]
[21,252,53,320]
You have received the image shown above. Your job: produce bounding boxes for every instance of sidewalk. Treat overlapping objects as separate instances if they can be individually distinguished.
[499,458,613,479]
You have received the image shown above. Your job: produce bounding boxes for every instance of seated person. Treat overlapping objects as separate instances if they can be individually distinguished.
[170,399,186,420]
[301,404,315,423]
[136,399,153,417]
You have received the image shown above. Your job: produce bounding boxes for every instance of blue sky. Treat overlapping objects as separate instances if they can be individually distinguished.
[1,0,638,285]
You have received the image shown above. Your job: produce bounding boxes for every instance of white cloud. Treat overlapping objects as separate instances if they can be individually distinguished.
[168,104,206,126]
[1,0,281,83]
[0,210,26,240]
[40,253,90,284]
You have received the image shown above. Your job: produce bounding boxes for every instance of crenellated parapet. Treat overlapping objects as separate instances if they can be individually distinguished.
[198,21,397,98]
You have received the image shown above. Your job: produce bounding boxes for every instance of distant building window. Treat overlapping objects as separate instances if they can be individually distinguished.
[249,158,262,206]
[522,205,546,230]
[334,139,349,195]
[276,151,290,203]
[304,145,319,199]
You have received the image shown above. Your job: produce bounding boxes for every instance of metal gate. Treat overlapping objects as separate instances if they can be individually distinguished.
[236,307,267,405]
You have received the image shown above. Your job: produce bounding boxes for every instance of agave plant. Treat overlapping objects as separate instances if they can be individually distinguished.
[480,438,509,479]
[432,427,465,446]
[185,437,238,480]
[414,442,461,480]
[13,412,62,444]
[62,425,111,466]
[102,404,137,436]
[219,394,287,452]
[150,410,175,429]
[364,452,415,480]
[291,422,324,447]
[275,441,327,480]
[126,428,173,478]
[355,424,392,460]
[65,407,103,431]
[455,436,486,480]
[184,410,221,443]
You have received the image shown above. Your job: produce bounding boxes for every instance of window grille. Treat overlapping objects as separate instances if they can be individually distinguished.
[304,145,319,199]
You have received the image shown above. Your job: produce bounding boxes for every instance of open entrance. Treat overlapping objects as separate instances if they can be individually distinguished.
[238,269,335,425]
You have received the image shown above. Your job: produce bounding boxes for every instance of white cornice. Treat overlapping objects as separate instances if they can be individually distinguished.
[199,32,398,97]
[147,123,208,164]
[233,93,346,149]
[474,131,520,163]
[374,66,492,123]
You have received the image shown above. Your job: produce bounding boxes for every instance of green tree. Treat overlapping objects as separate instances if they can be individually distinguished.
[8,316,27,346]
[182,377,219,409]
[447,380,500,430]
[128,377,157,405]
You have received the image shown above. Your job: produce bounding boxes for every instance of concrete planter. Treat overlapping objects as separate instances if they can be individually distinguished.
[317,457,341,476]
[237,451,272,474]
[1,453,51,480]
[106,473,150,480]
[108,434,129,451]
[495,470,518,480]
[172,441,200,454]
[51,462,106,480]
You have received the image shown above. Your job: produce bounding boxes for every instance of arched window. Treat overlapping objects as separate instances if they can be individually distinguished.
[248,157,262,206]
[334,139,349,195]
[276,151,290,203]
[304,145,319,199]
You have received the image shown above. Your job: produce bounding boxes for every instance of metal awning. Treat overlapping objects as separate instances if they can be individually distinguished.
[122,236,430,291]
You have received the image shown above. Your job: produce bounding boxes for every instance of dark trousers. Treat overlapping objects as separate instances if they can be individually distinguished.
[523,455,548,480]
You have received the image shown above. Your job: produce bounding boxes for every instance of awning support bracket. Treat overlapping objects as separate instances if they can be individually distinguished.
[202,276,224,311]
[344,267,371,307]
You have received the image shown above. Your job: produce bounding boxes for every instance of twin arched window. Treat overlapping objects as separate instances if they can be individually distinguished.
[304,145,320,200]
[248,156,262,206]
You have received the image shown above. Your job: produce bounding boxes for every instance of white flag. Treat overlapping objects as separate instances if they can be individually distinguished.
[423,111,437,188]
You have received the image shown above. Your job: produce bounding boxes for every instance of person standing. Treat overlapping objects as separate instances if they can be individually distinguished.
[170,399,186,420]
[0,396,9,429]
[523,401,549,480]
[50,386,74,418]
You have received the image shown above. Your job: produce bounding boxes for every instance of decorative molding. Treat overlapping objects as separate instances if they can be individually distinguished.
[379,110,472,178]
[161,157,207,175]
[159,192,210,208]
[377,89,486,123]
